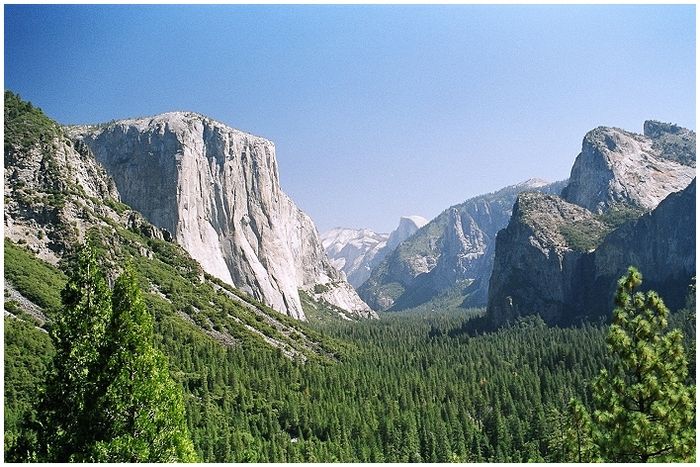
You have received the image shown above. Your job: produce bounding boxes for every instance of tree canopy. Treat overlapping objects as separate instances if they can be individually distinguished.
[34,245,197,462]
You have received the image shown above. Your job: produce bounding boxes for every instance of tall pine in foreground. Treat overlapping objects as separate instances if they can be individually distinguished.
[592,267,695,462]
[37,245,112,461]
[90,266,198,462]
[36,245,197,462]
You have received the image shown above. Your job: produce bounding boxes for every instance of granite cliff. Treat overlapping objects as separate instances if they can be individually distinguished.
[358,179,566,311]
[71,112,373,320]
[4,92,121,265]
[561,124,694,212]
[487,121,695,326]
[486,192,605,325]
[5,92,342,359]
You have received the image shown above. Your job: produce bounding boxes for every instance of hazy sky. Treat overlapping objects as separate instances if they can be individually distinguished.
[5,5,695,233]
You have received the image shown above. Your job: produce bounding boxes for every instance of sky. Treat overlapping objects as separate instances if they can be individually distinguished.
[4,4,696,233]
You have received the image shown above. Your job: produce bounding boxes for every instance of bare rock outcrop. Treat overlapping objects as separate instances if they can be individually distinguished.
[585,178,696,316]
[71,112,373,320]
[486,192,605,325]
[358,179,566,311]
[561,124,694,213]
[4,97,121,264]
[487,121,695,327]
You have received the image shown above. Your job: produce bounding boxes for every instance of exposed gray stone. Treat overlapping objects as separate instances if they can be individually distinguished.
[321,215,427,289]
[71,112,373,320]
[486,192,605,325]
[488,121,695,327]
[358,179,566,311]
[562,125,694,213]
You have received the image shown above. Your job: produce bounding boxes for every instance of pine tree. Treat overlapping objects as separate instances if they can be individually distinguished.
[32,246,197,462]
[89,266,198,462]
[546,399,598,462]
[592,267,695,462]
[38,244,113,461]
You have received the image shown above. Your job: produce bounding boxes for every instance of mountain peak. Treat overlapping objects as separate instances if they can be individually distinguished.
[517,178,550,189]
[399,215,428,229]
[563,121,695,213]
[72,112,372,320]
[72,111,273,147]
[321,214,427,289]
[643,120,686,138]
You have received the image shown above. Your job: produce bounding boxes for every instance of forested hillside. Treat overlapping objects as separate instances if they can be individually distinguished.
[6,261,695,461]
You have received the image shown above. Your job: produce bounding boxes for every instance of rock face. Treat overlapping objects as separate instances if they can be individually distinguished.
[585,179,696,316]
[4,93,121,265]
[322,228,390,288]
[5,92,351,357]
[486,193,605,325]
[487,121,695,326]
[321,215,427,288]
[71,112,373,320]
[487,180,695,325]
[384,216,428,252]
[358,179,566,311]
[561,124,695,213]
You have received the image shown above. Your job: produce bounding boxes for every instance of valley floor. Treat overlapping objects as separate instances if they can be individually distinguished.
[7,298,694,462]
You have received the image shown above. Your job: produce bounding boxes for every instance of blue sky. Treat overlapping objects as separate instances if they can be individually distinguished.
[5,5,695,233]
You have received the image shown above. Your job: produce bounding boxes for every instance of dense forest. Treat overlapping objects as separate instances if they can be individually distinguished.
[5,240,696,462]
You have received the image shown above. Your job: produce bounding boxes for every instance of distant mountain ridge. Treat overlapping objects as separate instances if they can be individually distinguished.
[358,178,567,312]
[322,215,427,288]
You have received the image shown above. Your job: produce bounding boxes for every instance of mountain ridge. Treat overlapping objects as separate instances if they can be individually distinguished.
[322,215,427,288]
[358,178,567,312]
[3,91,344,361]
[487,121,696,326]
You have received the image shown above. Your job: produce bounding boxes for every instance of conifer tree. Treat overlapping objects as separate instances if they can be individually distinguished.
[546,398,598,462]
[592,267,695,462]
[89,266,199,462]
[38,243,112,461]
[34,246,197,462]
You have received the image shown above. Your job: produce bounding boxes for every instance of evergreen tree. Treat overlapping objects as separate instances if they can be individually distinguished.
[32,246,197,462]
[38,244,112,461]
[546,399,598,462]
[89,266,198,462]
[592,267,695,462]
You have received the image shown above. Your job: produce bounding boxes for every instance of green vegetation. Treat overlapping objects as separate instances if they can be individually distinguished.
[560,204,647,251]
[591,267,695,462]
[4,90,60,153]
[36,244,116,461]
[4,238,67,316]
[299,290,347,323]
[545,398,598,462]
[598,203,646,229]
[4,318,54,457]
[559,221,608,251]
[5,90,694,462]
[10,245,198,462]
[91,266,198,461]
[6,263,696,462]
